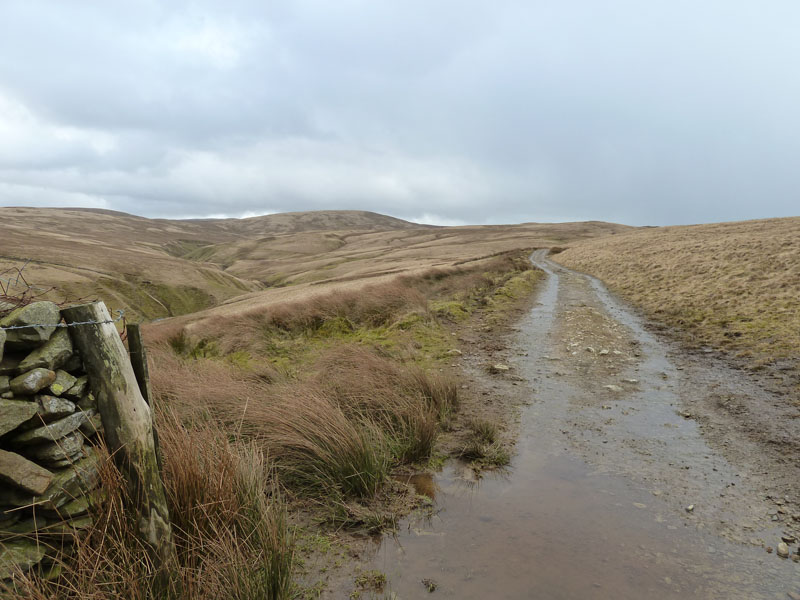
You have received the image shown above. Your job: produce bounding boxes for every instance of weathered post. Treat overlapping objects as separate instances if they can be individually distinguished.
[127,322,164,474]
[62,302,177,590]
[127,323,153,406]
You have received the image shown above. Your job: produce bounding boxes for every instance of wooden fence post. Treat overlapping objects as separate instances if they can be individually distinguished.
[127,323,164,475]
[62,302,177,591]
[127,323,153,407]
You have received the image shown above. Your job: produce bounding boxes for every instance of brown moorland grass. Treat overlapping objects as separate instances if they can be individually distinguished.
[3,249,540,595]
[2,419,294,600]
[554,217,800,388]
[144,253,535,504]
[0,206,630,321]
[178,253,532,351]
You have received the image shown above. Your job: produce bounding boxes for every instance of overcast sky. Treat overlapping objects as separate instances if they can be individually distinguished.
[0,1,798,226]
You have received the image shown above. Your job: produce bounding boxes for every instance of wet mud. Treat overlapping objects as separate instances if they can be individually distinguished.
[364,251,799,599]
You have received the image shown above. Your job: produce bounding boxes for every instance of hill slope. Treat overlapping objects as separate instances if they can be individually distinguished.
[0,206,633,321]
[194,209,427,236]
[553,217,800,393]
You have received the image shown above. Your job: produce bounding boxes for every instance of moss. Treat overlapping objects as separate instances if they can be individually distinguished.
[483,270,543,322]
[225,350,253,369]
[430,300,470,322]
[390,311,429,331]
[316,316,355,338]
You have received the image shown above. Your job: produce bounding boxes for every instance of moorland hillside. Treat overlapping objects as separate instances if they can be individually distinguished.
[0,207,632,321]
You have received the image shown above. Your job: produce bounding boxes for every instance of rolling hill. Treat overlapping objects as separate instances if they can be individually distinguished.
[0,206,633,321]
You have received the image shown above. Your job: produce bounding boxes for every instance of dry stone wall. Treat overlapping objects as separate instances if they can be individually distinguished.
[0,301,106,580]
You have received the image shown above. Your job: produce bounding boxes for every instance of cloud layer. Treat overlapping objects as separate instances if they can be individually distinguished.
[1,1,799,225]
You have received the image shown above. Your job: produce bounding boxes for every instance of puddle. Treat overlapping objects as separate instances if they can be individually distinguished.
[363,251,799,599]
[395,472,438,500]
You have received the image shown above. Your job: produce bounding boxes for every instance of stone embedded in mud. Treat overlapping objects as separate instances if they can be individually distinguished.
[49,369,77,396]
[10,410,88,445]
[0,449,54,495]
[9,368,56,395]
[0,539,47,579]
[490,364,510,373]
[0,301,61,348]
[776,542,790,558]
[0,398,39,437]
[603,384,624,392]
[17,328,73,372]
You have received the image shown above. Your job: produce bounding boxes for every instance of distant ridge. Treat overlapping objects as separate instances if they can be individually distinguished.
[195,209,429,235]
[6,207,426,235]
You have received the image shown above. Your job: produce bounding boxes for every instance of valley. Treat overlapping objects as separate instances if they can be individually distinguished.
[1,208,798,598]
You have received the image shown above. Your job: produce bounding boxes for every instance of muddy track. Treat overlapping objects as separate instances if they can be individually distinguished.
[359,251,799,599]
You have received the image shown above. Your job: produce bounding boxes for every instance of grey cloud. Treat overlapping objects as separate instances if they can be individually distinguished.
[0,1,799,225]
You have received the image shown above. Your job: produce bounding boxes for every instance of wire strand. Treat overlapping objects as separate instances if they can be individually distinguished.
[0,309,125,330]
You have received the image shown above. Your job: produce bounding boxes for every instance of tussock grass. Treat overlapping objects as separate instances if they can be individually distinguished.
[457,418,511,467]
[255,392,390,499]
[555,217,800,379]
[145,251,534,498]
[2,418,295,600]
[13,249,533,594]
[314,345,459,463]
[190,254,533,355]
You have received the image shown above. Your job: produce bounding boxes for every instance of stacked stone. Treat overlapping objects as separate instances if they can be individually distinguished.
[0,302,105,580]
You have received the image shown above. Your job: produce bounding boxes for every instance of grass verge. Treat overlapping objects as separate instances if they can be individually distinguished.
[5,250,541,596]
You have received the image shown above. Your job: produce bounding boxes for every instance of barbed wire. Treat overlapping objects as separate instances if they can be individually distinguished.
[0,310,126,331]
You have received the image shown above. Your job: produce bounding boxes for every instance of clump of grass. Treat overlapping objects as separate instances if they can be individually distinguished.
[326,501,399,535]
[2,417,296,600]
[351,570,387,599]
[255,392,391,499]
[202,446,294,600]
[457,418,511,467]
[314,345,459,464]
[467,417,499,445]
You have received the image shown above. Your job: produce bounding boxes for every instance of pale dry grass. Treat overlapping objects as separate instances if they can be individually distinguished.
[1,421,294,600]
[0,206,630,321]
[554,217,800,372]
